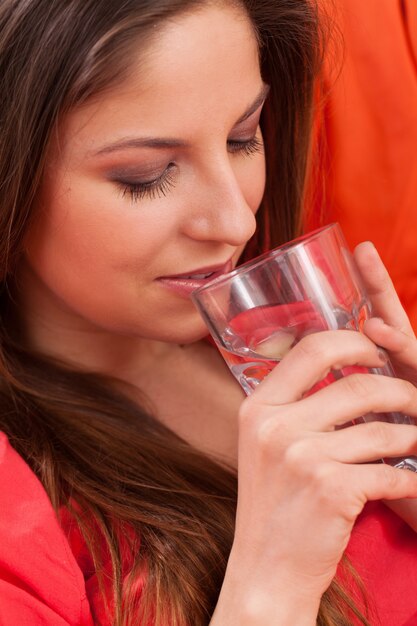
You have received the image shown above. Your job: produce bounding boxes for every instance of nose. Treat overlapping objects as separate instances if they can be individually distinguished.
[182,162,258,246]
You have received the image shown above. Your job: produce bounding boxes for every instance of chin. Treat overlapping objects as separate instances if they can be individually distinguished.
[172,327,211,346]
[162,315,211,345]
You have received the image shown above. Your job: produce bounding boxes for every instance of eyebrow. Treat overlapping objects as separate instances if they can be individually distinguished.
[92,82,270,157]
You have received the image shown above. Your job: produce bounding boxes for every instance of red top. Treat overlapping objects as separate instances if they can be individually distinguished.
[1,431,417,625]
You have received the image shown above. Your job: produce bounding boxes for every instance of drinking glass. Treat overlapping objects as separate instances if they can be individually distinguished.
[192,223,417,471]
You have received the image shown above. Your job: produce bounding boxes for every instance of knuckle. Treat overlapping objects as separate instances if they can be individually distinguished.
[397,379,417,411]
[282,440,334,493]
[282,439,314,470]
[238,397,257,428]
[380,464,400,490]
[309,463,341,506]
[238,400,285,455]
[255,419,282,457]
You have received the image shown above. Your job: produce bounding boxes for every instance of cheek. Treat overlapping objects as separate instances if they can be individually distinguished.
[20,177,182,333]
[24,177,172,284]
[25,196,116,277]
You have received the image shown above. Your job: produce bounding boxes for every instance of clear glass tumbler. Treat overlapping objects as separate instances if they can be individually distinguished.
[192,223,417,471]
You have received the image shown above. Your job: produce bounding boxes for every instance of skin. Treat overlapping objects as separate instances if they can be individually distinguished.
[12,4,417,624]
[19,5,265,352]
[16,4,265,459]
[213,244,417,625]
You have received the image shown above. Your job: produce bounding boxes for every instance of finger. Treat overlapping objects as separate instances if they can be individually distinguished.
[384,499,417,533]
[252,329,387,404]
[347,462,417,505]
[295,372,417,430]
[316,421,417,464]
[363,317,417,370]
[354,242,414,337]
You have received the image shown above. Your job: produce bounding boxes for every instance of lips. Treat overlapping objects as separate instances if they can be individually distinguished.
[176,270,215,279]
[158,258,233,297]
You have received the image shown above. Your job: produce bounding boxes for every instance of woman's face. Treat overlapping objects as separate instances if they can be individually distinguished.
[22,4,267,344]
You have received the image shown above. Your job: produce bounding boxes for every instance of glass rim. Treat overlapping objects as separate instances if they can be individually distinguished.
[192,222,340,298]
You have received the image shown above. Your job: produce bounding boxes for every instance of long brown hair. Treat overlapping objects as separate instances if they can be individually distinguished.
[0,1,370,625]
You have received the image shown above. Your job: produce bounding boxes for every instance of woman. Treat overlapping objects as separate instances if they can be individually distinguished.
[1,1,417,625]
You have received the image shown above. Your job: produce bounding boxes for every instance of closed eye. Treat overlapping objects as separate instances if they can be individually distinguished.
[227,135,263,156]
[115,134,263,204]
[118,163,176,202]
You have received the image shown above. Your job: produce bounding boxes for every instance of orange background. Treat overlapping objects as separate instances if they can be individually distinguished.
[308,0,417,329]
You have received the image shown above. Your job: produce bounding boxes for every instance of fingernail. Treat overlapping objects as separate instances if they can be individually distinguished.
[377,348,388,363]
[372,317,386,325]
[363,317,385,329]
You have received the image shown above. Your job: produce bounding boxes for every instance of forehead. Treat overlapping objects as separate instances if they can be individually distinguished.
[53,4,262,159]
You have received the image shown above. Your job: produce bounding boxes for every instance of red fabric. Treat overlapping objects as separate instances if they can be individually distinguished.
[307,0,417,331]
[2,431,417,625]
[342,502,417,625]
[0,432,94,626]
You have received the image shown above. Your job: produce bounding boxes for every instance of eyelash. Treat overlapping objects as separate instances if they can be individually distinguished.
[120,135,263,202]
[120,165,176,202]
[227,135,264,157]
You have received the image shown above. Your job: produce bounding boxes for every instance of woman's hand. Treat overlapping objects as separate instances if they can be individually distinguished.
[354,241,417,529]
[212,328,417,625]
[354,241,417,383]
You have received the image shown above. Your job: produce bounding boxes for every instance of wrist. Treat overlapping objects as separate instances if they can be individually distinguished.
[212,548,321,625]
[211,590,319,626]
